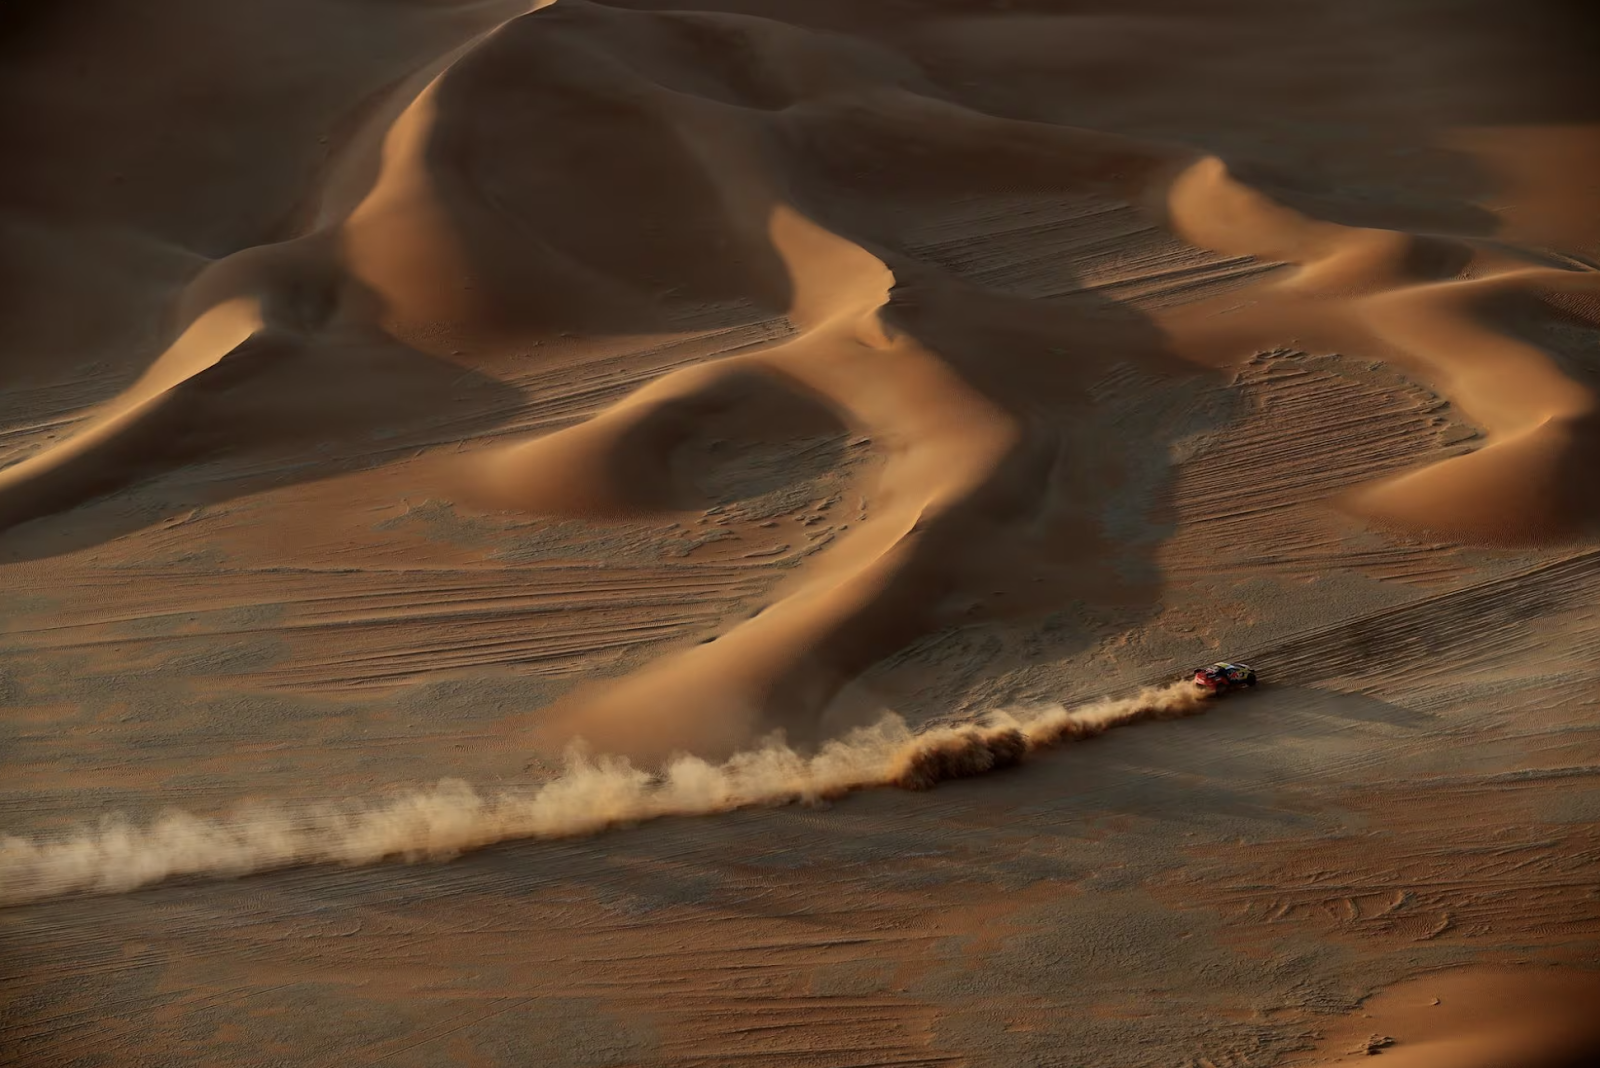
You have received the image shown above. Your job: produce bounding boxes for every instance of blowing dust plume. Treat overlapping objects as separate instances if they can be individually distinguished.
[0,683,1209,907]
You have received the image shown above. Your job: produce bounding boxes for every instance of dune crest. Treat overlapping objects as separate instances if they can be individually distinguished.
[1166,154,1600,543]
[474,205,1035,758]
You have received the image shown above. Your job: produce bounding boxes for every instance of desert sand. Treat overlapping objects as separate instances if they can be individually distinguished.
[2,0,1599,1064]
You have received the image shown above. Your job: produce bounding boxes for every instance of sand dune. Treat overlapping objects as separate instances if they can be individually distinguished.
[3,1,1599,1065]
[1166,154,1600,543]
[4,3,1593,688]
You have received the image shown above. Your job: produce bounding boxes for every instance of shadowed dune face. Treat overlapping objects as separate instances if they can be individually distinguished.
[2,0,1600,760]
[343,7,801,339]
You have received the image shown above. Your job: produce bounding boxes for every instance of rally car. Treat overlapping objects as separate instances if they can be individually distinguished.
[1191,661,1258,695]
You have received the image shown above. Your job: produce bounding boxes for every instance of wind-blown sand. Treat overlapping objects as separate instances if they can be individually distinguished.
[0,683,1206,906]
[2,1,1598,1065]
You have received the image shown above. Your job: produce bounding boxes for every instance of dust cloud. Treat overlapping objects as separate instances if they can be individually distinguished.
[0,683,1209,907]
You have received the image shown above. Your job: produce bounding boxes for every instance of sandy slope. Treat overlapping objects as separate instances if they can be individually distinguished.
[2,1,1599,1065]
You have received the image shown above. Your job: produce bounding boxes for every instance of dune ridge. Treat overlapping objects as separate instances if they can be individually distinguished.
[1165,155,1600,543]
[0,680,1207,907]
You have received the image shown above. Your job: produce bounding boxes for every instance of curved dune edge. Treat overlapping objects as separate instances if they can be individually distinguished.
[463,207,1050,759]
[461,206,899,520]
[0,298,264,527]
[1166,155,1600,544]
[0,681,1209,907]
[1290,966,1600,1068]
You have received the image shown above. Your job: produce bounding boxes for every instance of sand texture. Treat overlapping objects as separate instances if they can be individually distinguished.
[2,1,1599,1065]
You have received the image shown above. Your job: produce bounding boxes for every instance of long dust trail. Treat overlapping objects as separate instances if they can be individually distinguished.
[0,682,1209,906]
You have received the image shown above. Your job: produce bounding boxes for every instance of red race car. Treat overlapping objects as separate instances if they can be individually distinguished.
[1191,661,1258,695]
